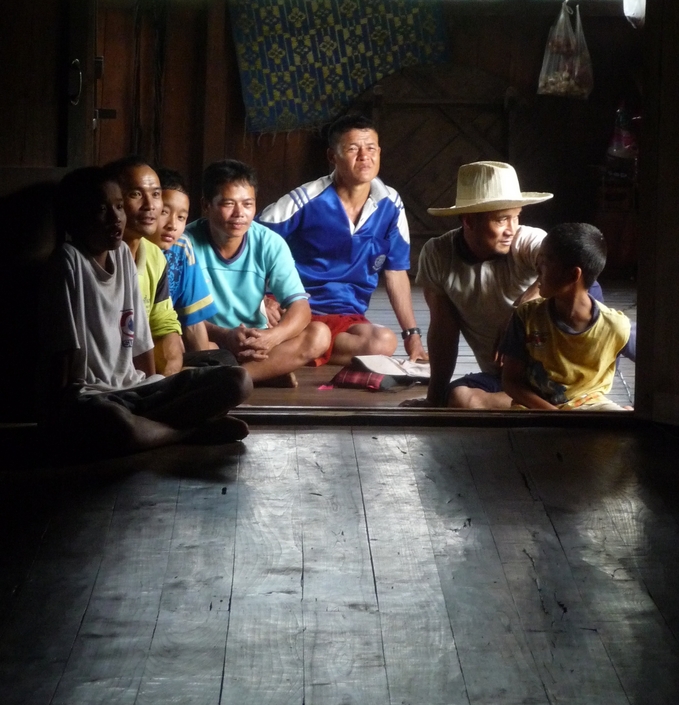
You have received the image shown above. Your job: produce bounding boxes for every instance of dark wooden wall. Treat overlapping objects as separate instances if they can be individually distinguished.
[90,1,642,261]
[444,4,642,228]
[95,0,327,216]
[1,1,640,229]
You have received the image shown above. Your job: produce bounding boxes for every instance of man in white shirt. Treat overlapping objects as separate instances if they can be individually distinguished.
[408,161,555,409]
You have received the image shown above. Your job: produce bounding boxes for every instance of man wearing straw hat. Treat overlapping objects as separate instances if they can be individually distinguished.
[409,161,555,409]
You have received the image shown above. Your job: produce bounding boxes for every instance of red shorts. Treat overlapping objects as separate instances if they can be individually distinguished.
[308,313,371,366]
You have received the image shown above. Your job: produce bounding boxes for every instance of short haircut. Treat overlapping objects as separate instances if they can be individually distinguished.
[544,222,607,288]
[55,166,117,245]
[157,167,188,194]
[327,114,377,151]
[202,160,258,201]
[103,154,153,182]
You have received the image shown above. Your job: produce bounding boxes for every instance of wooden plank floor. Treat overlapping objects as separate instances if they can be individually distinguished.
[249,280,637,408]
[2,423,679,704]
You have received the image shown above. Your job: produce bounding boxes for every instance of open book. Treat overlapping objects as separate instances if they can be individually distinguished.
[351,355,431,380]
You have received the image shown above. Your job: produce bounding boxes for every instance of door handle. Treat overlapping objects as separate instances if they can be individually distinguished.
[68,58,82,106]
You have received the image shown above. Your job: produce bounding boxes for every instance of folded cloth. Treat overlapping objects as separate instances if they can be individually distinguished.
[330,367,398,391]
[351,355,430,379]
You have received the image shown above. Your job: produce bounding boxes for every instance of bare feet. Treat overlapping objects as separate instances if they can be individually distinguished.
[185,415,250,444]
[254,372,298,388]
[399,397,435,408]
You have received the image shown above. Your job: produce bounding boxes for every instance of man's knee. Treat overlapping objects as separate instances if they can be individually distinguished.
[173,364,253,406]
[368,325,398,356]
[447,384,475,408]
[296,321,332,362]
[447,385,511,410]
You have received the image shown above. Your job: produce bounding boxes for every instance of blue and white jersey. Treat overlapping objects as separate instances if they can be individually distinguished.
[164,235,219,327]
[185,218,308,330]
[258,174,411,316]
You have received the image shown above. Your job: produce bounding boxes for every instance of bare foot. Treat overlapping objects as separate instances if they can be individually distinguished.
[399,397,434,408]
[254,372,298,388]
[185,415,250,444]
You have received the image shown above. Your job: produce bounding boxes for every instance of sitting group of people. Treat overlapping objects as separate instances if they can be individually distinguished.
[39,114,635,460]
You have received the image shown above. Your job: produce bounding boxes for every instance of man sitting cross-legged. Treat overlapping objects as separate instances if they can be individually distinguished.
[39,167,252,460]
[184,160,331,386]
[104,156,185,376]
[258,114,427,366]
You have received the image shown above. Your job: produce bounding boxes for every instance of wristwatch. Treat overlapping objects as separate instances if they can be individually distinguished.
[401,327,421,340]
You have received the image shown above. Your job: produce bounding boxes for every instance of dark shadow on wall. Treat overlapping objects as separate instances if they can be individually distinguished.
[0,182,59,423]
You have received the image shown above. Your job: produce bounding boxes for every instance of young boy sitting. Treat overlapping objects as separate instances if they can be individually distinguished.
[39,167,252,460]
[500,222,635,411]
[148,168,218,352]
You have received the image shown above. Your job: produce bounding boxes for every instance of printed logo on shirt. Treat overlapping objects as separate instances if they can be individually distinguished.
[120,309,135,348]
[372,254,386,272]
[527,329,549,348]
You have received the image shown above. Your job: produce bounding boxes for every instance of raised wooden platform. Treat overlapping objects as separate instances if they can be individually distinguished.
[248,280,637,409]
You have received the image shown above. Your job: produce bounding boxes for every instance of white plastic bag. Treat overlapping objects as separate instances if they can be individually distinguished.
[623,0,645,29]
[572,6,593,99]
[538,1,593,99]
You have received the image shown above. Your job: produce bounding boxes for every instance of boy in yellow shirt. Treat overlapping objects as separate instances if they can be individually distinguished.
[500,223,635,410]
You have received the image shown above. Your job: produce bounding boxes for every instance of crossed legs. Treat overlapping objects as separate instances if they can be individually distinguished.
[51,366,253,460]
[242,321,332,385]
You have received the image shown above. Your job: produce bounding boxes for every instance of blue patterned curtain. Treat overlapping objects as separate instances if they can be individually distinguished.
[229,0,449,133]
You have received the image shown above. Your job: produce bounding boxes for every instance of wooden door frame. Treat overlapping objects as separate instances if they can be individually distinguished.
[634,0,679,424]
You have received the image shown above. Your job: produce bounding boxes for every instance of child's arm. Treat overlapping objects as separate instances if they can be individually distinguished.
[499,306,559,410]
[502,355,559,410]
[621,322,636,361]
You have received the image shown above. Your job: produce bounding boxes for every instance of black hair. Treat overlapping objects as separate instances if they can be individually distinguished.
[327,114,377,151]
[156,167,188,194]
[103,154,153,182]
[55,166,119,245]
[544,222,607,288]
[201,160,258,201]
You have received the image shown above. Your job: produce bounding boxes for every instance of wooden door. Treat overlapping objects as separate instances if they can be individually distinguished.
[355,63,510,270]
[0,0,95,421]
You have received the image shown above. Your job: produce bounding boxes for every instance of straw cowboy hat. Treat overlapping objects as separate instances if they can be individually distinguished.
[427,161,553,216]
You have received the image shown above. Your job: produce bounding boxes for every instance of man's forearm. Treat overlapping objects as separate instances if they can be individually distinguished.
[384,269,427,360]
[384,269,418,329]
[156,332,184,376]
[205,321,234,350]
[272,299,311,345]
[183,322,210,352]
[427,329,458,406]
[423,287,461,405]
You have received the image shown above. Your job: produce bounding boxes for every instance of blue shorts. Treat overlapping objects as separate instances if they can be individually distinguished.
[448,372,503,396]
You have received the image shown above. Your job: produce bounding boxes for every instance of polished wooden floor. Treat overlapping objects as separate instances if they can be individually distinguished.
[248,281,637,409]
[2,423,679,704]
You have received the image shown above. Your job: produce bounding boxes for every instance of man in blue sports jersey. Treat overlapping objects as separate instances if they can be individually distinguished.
[258,115,427,366]
[184,160,331,386]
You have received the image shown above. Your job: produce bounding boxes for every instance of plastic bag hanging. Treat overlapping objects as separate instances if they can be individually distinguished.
[538,1,593,99]
[623,0,645,29]
[572,5,593,99]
